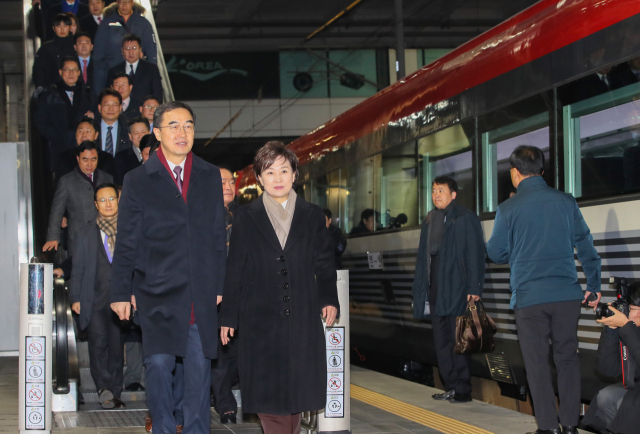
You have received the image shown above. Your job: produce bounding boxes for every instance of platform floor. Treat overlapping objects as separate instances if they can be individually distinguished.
[0,357,592,433]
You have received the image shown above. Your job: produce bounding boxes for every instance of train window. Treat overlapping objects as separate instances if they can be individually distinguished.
[561,60,640,199]
[376,142,418,230]
[345,157,377,235]
[417,122,474,221]
[478,94,552,213]
[310,170,348,229]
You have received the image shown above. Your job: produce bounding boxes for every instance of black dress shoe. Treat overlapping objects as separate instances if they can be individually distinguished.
[448,392,472,403]
[432,390,455,400]
[125,382,145,392]
[525,429,561,434]
[220,411,237,424]
[112,397,127,409]
[561,427,578,434]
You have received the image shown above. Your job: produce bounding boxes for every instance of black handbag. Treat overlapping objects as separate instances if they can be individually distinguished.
[454,299,497,354]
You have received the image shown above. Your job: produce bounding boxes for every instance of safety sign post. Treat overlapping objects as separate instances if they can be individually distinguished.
[318,270,350,433]
[19,263,53,433]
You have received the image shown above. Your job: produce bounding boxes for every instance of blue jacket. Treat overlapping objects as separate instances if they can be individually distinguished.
[486,176,601,310]
[92,3,157,71]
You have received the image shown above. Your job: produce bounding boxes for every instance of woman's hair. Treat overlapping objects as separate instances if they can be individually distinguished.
[252,141,299,189]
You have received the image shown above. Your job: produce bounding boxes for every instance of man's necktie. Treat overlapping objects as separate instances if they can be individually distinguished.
[105,126,114,155]
[173,166,183,194]
[82,59,88,83]
[98,16,102,24]
[68,91,73,104]
[129,63,135,81]
[103,235,112,263]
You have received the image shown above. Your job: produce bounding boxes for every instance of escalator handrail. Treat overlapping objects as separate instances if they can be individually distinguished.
[52,277,69,394]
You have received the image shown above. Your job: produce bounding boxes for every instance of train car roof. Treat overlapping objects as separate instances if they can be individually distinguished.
[238,0,640,190]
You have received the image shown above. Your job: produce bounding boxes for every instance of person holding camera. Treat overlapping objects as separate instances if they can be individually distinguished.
[582,281,640,434]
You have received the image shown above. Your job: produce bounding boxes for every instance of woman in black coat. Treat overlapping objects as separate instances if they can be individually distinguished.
[220,141,339,434]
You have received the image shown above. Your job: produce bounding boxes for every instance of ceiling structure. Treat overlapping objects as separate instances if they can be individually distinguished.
[154,0,541,53]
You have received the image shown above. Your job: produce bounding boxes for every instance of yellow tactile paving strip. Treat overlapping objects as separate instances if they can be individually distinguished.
[351,384,495,434]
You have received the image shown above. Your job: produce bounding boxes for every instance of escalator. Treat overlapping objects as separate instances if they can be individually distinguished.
[20,0,175,421]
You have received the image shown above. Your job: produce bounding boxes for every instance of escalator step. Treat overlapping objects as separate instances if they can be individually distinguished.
[81,391,146,403]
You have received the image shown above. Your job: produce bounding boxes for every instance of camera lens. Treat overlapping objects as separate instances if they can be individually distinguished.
[595,302,608,320]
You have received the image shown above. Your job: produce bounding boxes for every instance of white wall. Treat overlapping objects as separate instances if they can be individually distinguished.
[186,97,367,140]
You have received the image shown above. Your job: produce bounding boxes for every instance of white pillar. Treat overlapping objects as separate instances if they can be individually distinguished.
[19,263,53,433]
[318,270,350,433]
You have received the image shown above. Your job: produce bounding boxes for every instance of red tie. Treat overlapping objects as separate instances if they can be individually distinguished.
[82,60,88,83]
[98,16,102,24]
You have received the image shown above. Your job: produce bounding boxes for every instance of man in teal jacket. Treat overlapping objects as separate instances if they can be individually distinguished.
[487,146,601,434]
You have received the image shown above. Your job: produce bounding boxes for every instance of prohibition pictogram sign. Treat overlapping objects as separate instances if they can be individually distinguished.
[28,410,42,424]
[328,400,342,412]
[28,342,43,356]
[28,388,43,402]
[28,365,43,378]
[329,355,342,368]
[329,333,342,345]
[328,377,342,390]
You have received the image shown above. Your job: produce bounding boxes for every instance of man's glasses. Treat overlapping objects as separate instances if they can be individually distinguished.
[143,105,159,110]
[123,46,140,51]
[97,197,117,203]
[62,68,80,73]
[102,103,121,109]
[157,124,195,133]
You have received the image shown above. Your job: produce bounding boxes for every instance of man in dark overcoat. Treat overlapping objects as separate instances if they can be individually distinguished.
[110,101,227,434]
[411,175,485,403]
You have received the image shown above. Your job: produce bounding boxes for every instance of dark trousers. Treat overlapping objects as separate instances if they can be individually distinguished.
[211,356,238,415]
[258,413,301,434]
[145,324,211,434]
[594,383,627,430]
[86,304,125,397]
[514,300,582,430]
[173,357,184,426]
[432,314,472,394]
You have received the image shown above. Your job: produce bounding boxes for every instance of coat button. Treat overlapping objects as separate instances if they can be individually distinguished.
[284,309,290,316]
[282,282,289,289]
[280,256,286,262]
[283,296,290,302]
[281,269,288,276]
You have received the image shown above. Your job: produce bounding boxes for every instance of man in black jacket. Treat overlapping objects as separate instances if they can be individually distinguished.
[110,72,142,121]
[105,34,163,104]
[79,0,105,41]
[94,88,133,156]
[35,56,93,172]
[113,117,148,184]
[582,282,640,434]
[33,14,76,89]
[57,118,115,177]
[45,0,90,41]
[70,182,126,410]
[411,176,486,403]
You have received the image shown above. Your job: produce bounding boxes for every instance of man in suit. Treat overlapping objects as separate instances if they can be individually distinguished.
[70,182,126,410]
[106,34,163,104]
[45,0,90,41]
[35,56,93,172]
[111,72,142,121]
[79,0,105,41]
[610,57,640,89]
[33,14,76,89]
[57,118,115,177]
[140,95,160,130]
[95,88,133,157]
[110,101,227,434]
[43,140,114,256]
[113,117,148,184]
[74,31,106,102]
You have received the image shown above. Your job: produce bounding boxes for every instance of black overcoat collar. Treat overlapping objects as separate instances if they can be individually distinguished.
[248,194,311,253]
[144,151,209,200]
